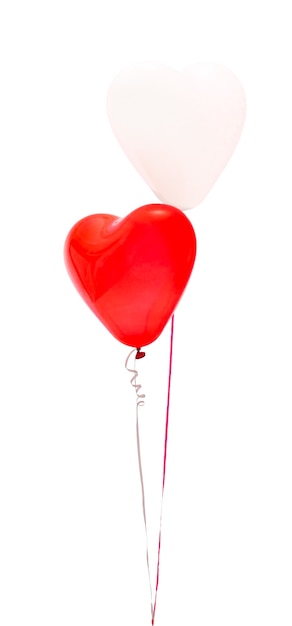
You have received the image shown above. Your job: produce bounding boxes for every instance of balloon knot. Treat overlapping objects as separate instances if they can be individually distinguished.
[136,348,146,359]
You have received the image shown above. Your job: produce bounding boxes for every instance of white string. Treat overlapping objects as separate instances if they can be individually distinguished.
[125,349,154,622]
[125,349,146,407]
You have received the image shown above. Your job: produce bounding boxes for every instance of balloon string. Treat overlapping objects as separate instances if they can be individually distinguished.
[125,314,174,625]
[136,400,155,621]
[125,349,146,408]
[125,350,154,620]
[152,314,174,625]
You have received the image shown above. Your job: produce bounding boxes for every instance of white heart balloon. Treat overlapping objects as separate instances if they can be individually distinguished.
[107,63,246,210]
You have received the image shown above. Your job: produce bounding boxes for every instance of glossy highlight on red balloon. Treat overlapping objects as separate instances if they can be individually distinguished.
[64,203,196,348]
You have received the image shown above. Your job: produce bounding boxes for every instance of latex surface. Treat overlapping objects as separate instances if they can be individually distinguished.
[64,204,196,347]
[107,63,246,210]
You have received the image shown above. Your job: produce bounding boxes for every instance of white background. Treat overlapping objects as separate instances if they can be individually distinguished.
[0,1,291,624]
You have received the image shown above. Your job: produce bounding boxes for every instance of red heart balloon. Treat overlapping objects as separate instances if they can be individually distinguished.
[64,204,196,348]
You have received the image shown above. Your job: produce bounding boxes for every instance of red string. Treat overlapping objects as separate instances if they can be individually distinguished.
[152,313,174,625]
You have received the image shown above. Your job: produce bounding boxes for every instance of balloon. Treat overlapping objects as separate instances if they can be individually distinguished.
[64,204,196,348]
[107,63,246,211]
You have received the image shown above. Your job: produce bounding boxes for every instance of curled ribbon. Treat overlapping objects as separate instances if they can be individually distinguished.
[125,315,174,624]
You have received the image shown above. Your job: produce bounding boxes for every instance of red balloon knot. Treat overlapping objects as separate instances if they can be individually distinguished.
[136,348,146,359]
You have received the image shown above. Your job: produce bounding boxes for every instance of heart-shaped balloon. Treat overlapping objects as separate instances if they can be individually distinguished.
[107,63,246,210]
[64,204,196,348]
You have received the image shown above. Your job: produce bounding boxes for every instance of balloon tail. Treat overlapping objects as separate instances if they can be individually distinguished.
[136,347,146,359]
